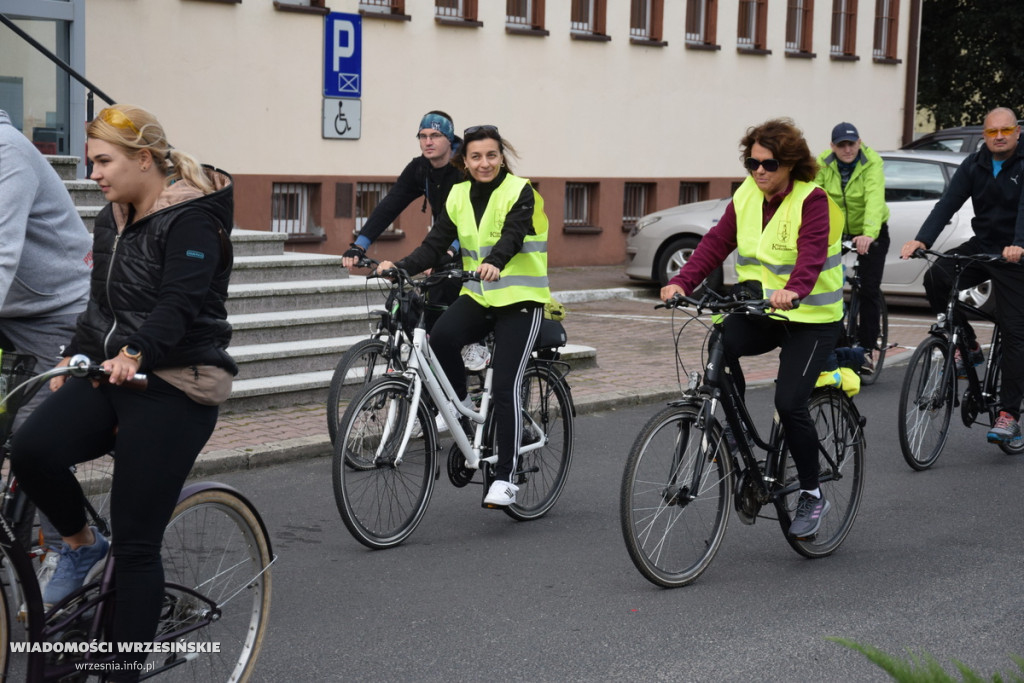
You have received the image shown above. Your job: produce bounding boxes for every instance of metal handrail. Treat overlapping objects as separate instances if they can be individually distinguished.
[0,12,115,128]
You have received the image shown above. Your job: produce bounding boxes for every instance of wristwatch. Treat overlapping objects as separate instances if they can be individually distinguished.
[119,345,142,363]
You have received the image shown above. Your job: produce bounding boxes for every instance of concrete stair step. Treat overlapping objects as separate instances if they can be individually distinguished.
[230,335,364,379]
[232,253,348,284]
[228,306,384,346]
[231,229,289,257]
[66,179,105,206]
[227,277,387,315]
[221,343,596,413]
[46,155,80,180]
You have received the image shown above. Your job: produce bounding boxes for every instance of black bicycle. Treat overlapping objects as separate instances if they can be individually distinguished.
[839,239,890,385]
[897,249,1024,470]
[619,292,865,588]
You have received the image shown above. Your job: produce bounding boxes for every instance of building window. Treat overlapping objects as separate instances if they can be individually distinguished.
[273,0,328,13]
[679,182,707,205]
[506,0,547,32]
[785,0,814,55]
[872,0,899,61]
[737,0,768,52]
[355,182,396,235]
[565,182,596,229]
[630,0,664,43]
[831,0,857,57]
[360,0,407,17]
[272,183,318,235]
[686,0,718,47]
[570,0,608,40]
[436,0,480,24]
[623,183,653,231]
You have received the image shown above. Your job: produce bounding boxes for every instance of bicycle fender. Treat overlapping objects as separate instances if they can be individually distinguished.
[177,481,274,559]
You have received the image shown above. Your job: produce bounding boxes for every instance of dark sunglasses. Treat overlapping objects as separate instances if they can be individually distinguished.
[744,157,781,172]
[464,125,499,137]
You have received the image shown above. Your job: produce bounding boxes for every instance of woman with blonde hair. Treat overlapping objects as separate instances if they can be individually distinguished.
[12,104,236,675]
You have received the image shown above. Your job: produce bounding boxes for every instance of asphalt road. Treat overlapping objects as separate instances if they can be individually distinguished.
[205,368,1024,682]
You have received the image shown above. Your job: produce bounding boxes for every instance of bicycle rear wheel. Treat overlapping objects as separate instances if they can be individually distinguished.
[333,377,437,549]
[777,388,865,558]
[898,336,954,470]
[503,366,575,521]
[620,404,732,588]
[859,297,889,386]
[327,337,404,445]
[157,488,272,682]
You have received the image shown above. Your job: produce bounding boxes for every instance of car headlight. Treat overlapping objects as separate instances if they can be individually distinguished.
[633,215,661,235]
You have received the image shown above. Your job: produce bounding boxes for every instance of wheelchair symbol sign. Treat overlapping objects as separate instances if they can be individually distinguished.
[323,98,360,140]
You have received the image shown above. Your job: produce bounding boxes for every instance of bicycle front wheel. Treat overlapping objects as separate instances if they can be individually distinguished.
[778,388,865,558]
[898,336,954,470]
[620,404,732,588]
[157,488,272,682]
[333,377,437,549]
[327,337,403,445]
[503,366,575,521]
[859,297,889,386]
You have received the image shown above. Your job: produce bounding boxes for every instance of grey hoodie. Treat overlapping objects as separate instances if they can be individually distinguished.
[0,110,91,318]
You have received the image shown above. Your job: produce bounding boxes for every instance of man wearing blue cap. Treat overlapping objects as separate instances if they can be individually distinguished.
[815,122,890,374]
[342,111,489,371]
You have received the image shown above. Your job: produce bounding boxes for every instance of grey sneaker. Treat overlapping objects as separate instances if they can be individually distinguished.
[789,493,830,538]
[987,411,1021,443]
[43,527,109,608]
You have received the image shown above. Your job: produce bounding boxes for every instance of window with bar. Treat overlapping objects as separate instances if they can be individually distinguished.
[623,183,653,231]
[355,182,396,234]
[785,0,814,55]
[506,0,546,31]
[830,0,857,57]
[679,182,706,205]
[737,0,768,51]
[630,0,650,40]
[872,0,899,60]
[571,0,606,38]
[565,182,596,228]
[686,0,718,46]
[436,0,478,22]
[271,183,318,235]
[360,0,405,15]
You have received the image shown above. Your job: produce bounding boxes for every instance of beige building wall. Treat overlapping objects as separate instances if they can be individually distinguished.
[81,0,914,266]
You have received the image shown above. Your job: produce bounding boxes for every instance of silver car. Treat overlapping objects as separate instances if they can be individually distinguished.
[625,150,990,309]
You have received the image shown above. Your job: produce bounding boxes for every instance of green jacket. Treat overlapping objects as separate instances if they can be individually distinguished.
[815,144,890,239]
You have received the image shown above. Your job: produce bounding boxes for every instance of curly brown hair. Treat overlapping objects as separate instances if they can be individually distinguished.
[739,118,818,183]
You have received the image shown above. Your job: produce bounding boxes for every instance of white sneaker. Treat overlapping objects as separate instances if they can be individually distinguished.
[435,413,449,433]
[462,343,491,372]
[20,549,60,620]
[483,480,519,507]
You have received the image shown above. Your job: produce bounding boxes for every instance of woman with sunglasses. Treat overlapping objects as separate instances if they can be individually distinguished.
[11,104,236,677]
[660,118,845,539]
[377,124,549,508]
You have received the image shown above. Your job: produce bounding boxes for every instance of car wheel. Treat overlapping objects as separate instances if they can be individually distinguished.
[656,236,724,294]
[958,279,995,316]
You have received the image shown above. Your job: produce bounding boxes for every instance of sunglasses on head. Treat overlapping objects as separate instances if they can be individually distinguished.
[983,126,1019,138]
[464,125,499,137]
[745,157,781,172]
[98,107,141,136]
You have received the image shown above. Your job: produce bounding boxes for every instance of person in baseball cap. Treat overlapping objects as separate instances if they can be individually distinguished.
[831,122,860,144]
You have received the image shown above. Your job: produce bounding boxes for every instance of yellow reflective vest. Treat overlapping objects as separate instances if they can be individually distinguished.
[732,177,845,324]
[448,173,550,308]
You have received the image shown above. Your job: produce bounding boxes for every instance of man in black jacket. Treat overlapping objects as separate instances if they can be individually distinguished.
[901,106,1024,443]
[342,111,489,371]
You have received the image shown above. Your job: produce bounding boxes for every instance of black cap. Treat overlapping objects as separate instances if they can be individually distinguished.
[831,122,860,143]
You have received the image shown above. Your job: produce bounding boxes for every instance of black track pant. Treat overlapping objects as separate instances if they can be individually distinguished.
[721,314,842,491]
[11,375,217,676]
[851,223,890,349]
[428,295,542,482]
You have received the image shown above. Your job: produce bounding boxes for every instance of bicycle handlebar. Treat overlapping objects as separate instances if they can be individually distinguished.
[657,292,799,315]
[4,354,148,405]
[911,248,1007,264]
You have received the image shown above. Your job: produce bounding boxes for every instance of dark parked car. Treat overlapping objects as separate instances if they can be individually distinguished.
[901,121,1024,153]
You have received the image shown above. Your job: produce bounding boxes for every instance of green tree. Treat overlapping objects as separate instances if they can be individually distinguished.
[918,0,1024,128]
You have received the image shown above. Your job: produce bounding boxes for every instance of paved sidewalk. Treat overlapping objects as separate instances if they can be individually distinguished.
[194,267,914,475]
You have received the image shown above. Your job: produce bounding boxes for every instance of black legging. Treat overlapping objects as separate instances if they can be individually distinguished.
[720,314,842,491]
[428,295,542,482]
[11,374,217,668]
[852,223,890,349]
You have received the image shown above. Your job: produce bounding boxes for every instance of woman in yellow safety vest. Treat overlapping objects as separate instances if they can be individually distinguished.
[378,125,549,509]
[660,118,845,540]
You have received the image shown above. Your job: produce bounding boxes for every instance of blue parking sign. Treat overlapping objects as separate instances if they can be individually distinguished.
[324,12,361,98]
